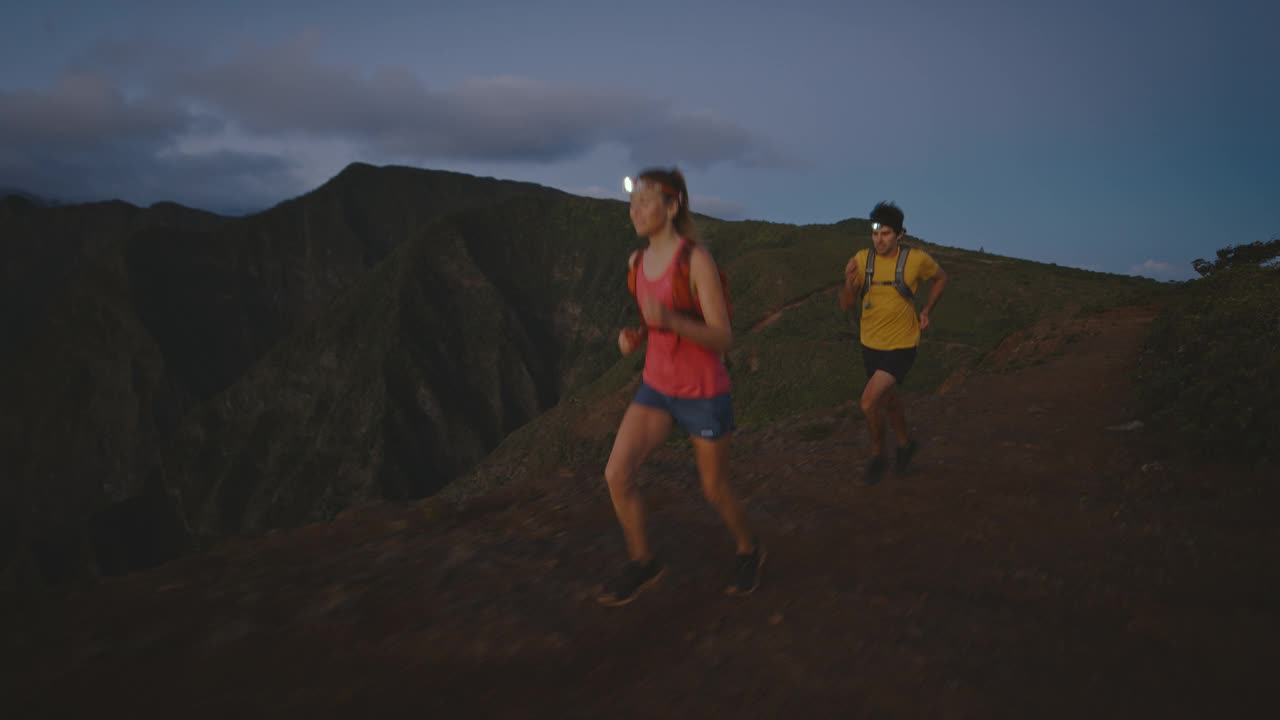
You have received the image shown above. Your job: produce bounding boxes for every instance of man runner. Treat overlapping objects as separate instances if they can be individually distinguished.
[839,202,948,484]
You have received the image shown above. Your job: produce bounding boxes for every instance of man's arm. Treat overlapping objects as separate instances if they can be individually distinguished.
[918,266,948,330]
[844,253,865,291]
[839,253,864,311]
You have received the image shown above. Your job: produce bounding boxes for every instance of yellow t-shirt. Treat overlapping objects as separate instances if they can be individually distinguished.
[854,246,940,350]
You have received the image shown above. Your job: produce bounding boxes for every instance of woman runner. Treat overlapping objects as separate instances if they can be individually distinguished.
[597,167,764,607]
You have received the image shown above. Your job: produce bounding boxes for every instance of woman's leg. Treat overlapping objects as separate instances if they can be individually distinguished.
[691,433,754,554]
[693,433,765,596]
[603,402,673,562]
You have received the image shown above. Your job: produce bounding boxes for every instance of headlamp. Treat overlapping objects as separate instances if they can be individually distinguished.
[624,175,677,198]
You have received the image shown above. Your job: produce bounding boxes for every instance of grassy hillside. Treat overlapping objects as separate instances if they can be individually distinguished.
[1136,263,1280,462]
[1,165,574,586]
[158,193,646,537]
[1,163,1161,594]
[454,223,1157,499]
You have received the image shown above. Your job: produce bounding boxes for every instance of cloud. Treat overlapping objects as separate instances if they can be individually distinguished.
[1128,259,1184,280]
[0,35,784,210]
[625,110,785,170]
[0,70,193,147]
[0,62,303,212]
[161,37,783,169]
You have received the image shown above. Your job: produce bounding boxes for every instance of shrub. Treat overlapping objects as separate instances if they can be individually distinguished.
[1136,264,1280,462]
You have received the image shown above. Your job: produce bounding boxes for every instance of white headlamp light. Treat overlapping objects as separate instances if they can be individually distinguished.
[623,175,678,198]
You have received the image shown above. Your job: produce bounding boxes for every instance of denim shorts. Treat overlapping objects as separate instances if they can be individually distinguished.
[634,382,735,440]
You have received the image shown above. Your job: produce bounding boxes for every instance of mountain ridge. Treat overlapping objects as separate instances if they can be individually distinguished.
[1,163,1157,598]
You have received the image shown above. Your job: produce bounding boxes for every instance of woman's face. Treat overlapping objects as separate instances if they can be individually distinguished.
[629,184,676,237]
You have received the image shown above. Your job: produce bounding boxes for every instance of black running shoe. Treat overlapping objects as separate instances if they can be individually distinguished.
[725,542,766,596]
[865,454,887,485]
[596,558,664,607]
[895,439,918,473]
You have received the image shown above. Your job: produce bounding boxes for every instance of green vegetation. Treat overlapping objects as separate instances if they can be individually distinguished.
[1191,237,1280,277]
[457,224,1157,498]
[716,236,1154,429]
[1136,262,1280,463]
[2,161,1175,587]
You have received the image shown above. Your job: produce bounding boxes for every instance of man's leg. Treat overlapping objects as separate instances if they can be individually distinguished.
[882,386,911,449]
[885,387,920,472]
[860,370,899,457]
[860,370,898,482]
[880,347,919,472]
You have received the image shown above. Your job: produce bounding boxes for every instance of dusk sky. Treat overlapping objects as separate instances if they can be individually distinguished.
[2,0,1276,280]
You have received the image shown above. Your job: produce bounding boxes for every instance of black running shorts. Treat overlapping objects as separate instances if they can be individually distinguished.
[861,344,918,385]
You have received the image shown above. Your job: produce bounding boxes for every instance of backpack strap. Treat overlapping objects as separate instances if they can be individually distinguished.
[860,246,915,309]
[672,240,698,317]
[627,248,650,338]
[862,247,875,301]
[629,243,691,331]
[894,246,914,301]
[631,239,734,371]
[627,248,641,296]
[678,240,736,370]
[631,242,698,316]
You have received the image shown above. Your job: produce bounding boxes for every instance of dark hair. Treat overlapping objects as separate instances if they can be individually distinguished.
[638,167,697,240]
[870,201,905,233]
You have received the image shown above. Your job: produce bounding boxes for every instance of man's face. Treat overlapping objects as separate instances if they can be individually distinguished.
[872,224,903,255]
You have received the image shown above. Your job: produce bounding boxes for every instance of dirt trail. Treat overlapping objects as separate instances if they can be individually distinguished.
[5,306,1277,718]
[748,282,843,333]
